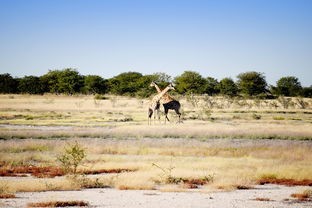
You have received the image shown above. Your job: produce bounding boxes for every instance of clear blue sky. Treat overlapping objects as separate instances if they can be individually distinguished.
[0,0,311,86]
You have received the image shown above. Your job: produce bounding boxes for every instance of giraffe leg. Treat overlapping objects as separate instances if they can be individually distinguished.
[157,109,161,123]
[153,109,157,124]
[148,108,153,125]
[164,108,170,124]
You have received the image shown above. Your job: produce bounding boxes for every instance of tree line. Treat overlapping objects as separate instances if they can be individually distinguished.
[0,68,311,98]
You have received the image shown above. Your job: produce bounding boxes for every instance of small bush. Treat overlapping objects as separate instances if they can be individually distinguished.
[94,94,108,100]
[57,141,86,175]
[252,113,261,120]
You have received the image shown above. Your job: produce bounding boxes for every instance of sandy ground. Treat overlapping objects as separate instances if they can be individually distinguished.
[1,185,311,208]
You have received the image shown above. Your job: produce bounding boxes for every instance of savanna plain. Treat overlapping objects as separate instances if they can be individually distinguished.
[0,94,312,207]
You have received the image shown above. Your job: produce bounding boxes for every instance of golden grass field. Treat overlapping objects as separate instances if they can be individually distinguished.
[0,94,312,194]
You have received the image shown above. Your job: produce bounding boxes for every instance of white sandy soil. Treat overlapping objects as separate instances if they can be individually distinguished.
[1,185,311,208]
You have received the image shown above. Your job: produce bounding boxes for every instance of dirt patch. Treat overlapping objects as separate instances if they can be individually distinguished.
[0,166,64,178]
[163,177,213,189]
[0,193,16,199]
[258,178,312,186]
[291,190,312,202]
[253,197,273,201]
[81,168,136,175]
[236,185,253,190]
[4,185,312,208]
[182,178,210,189]
[0,166,137,178]
[27,200,89,207]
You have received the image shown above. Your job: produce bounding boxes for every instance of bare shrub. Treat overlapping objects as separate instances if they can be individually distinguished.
[295,97,308,109]
[278,96,291,109]
[186,93,199,107]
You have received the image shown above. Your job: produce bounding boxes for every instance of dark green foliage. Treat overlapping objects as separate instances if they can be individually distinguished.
[218,78,238,97]
[40,69,83,94]
[135,72,172,98]
[275,76,302,97]
[174,71,207,94]
[0,73,18,93]
[18,76,44,94]
[237,71,267,96]
[205,77,219,95]
[83,75,107,94]
[134,74,158,98]
[57,69,84,94]
[108,72,143,95]
[0,70,310,98]
[302,86,312,98]
[152,72,172,89]
[40,70,60,93]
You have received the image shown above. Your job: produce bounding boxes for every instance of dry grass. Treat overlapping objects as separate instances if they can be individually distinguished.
[0,138,311,192]
[0,94,311,141]
[0,94,311,192]
[2,139,312,192]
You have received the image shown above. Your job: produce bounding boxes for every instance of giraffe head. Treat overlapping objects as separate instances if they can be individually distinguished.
[150,81,157,87]
[168,83,175,90]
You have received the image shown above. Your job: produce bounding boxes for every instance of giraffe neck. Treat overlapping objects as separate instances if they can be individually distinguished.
[156,85,172,101]
[152,83,175,103]
[153,83,162,93]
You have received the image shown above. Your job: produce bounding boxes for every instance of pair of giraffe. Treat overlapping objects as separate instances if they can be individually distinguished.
[148,82,181,125]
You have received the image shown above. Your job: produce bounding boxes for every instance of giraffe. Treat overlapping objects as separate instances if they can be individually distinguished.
[148,83,175,125]
[150,81,182,124]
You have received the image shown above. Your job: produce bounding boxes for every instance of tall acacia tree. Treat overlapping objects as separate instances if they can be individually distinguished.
[83,75,108,94]
[18,76,44,94]
[275,76,302,96]
[0,73,18,93]
[174,71,207,94]
[108,72,143,95]
[237,71,267,96]
[205,77,219,95]
[218,78,238,97]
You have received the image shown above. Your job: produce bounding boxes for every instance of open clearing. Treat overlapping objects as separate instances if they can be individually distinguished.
[2,185,312,208]
[0,94,312,207]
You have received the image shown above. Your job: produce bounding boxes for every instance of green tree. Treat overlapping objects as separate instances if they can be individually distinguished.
[18,76,44,94]
[218,78,238,97]
[152,72,172,89]
[0,73,18,93]
[83,75,107,94]
[237,71,267,96]
[41,69,83,94]
[57,68,83,94]
[302,86,312,98]
[174,71,207,94]
[205,77,219,95]
[108,72,143,95]
[135,74,159,98]
[134,72,172,97]
[40,70,61,93]
[275,76,302,96]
